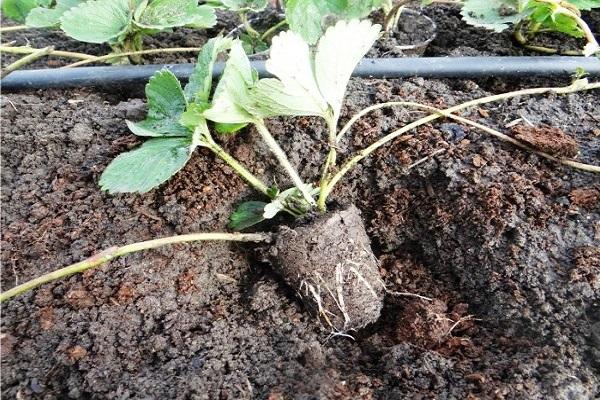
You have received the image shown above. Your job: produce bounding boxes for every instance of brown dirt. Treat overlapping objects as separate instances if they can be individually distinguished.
[269,205,384,333]
[512,125,580,158]
[2,4,600,397]
[2,74,599,398]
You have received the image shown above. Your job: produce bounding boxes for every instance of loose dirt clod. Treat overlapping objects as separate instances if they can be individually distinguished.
[511,124,579,157]
[270,205,384,334]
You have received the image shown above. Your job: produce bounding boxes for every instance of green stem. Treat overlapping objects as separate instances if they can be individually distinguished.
[0,25,29,33]
[0,45,95,60]
[203,134,271,197]
[317,119,340,212]
[62,47,203,68]
[319,80,600,205]
[254,120,315,206]
[0,232,271,302]
[241,12,260,38]
[1,45,53,78]
[260,19,288,41]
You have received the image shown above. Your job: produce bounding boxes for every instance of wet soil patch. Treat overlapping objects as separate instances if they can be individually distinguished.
[2,74,599,398]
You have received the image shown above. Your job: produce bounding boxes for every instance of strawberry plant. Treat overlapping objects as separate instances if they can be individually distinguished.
[283,0,393,44]
[61,0,216,62]
[2,0,218,63]
[458,0,600,55]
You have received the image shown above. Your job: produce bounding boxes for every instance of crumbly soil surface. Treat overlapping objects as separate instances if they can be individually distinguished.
[2,72,599,398]
[270,205,384,333]
[2,3,600,399]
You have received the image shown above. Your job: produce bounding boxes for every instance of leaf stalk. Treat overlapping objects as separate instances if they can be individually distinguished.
[0,232,271,302]
[254,120,316,205]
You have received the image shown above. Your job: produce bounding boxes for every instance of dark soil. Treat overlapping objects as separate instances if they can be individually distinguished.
[368,8,437,57]
[2,71,599,398]
[270,205,384,333]
[2,1,600,397]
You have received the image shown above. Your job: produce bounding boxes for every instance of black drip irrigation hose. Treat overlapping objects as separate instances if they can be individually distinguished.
[1,56,600,91]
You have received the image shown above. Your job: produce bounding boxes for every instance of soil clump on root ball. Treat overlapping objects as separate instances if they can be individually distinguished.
[270,205,384,334]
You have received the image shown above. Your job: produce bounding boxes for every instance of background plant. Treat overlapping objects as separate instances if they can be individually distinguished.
[457,0,600,55]
[1,0,218,63]
[61,0,216,62]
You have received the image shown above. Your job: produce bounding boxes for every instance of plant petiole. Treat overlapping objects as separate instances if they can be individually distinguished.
[240,12,261,39]
[317,118,340,211]
[0,45,96,60]
[200,129,272,197]
[260,19,288,41]
[254,120,316,206]
[0,232,272,302]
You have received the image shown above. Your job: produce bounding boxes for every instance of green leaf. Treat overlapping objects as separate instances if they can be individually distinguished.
[203,40,258,125]
[461,0,524,32]
[229,201,268,230]
[26,0,84,28]
[221,0,267,11]
[100,137,192,194]
[284,0,331,44]
[249,20,380,124]
[315,19,380,123]
[568,0,600,11]
[60,0,132,44]
[249,78,328,118]
[134,0,215,29]
[2,0,38,22]
[285,0,383,44]
[184,36,233,104]
[185,4,217,29]
[128,69,189,137]
[250,30,328,118]
[215,122,248,134]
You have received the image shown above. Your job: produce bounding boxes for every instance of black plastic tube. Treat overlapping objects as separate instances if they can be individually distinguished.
[2,56,600,91]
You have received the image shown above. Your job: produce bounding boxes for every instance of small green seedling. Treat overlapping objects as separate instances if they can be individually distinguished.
[458,0,600,56]
[20,0,217,63]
